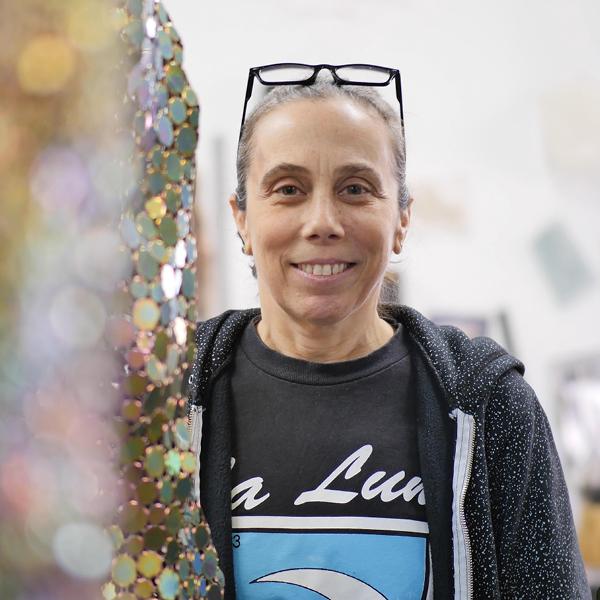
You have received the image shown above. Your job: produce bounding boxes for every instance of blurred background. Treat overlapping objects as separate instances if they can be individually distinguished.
[165,0,600,588]
[0,0,598,596]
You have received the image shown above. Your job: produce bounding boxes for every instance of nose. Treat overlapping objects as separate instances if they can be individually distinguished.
[300,190,345,242]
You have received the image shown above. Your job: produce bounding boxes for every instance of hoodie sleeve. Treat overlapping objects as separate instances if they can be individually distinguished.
[484,368,591,599]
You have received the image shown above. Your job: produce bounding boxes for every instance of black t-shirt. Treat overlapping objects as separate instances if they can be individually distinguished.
[229,315,432,599]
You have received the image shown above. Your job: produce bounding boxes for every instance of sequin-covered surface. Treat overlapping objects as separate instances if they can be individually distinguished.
[187,303,591,599]
[102,2,223,598]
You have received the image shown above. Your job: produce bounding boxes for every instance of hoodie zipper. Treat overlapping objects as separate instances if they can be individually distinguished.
[187,402,204,503]
[450,408,475,600]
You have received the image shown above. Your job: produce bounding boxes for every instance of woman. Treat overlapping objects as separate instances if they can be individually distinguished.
[187,65,591,599]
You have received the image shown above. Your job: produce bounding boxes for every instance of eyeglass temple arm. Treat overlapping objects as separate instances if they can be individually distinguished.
[394,72,404,126]
[239,71,256,142]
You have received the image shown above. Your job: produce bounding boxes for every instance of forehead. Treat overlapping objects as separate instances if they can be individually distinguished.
[249,97,395,175]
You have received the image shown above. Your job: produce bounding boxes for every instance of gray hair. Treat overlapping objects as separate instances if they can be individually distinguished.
[234,73,409,302]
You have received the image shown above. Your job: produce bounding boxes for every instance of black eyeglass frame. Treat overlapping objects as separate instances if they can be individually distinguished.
[238,62,405,144]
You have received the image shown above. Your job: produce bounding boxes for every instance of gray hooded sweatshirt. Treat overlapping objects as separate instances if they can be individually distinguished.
[185,303,591,599]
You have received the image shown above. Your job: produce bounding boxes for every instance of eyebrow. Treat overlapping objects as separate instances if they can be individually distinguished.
[260,162,384,190]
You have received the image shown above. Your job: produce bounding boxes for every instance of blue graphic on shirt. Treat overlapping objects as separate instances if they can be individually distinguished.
[232,529,428,600]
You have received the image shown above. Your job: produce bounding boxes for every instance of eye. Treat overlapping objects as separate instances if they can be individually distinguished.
[274,184,302,196]
[342,183,371,196]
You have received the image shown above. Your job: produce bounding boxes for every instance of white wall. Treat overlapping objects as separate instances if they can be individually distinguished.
[164,0,600,514]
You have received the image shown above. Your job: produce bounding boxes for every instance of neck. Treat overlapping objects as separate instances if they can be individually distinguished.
[255,300,395,363]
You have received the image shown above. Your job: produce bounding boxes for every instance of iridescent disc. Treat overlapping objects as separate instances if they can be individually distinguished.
[165,506,182,533]
[148,170,166,195]
[130,276,148,299]
[189,107,199,128]
[157,568,180,600]
[144,447,165,478]
[207,585,222,600]
[138,479,158,505]
[144,526,167,550]
[173,45,183,65]
[202,550,218,579]
[194,525,209,550]
[165,64,185,94]
[180,184,192,208]
[126,348,146,369]
[178,558,190,580]
[133,298,160,330]
[167,23,181,42]
[157,30,173,60]
[166,344,179,374]
[186,238,197,262]
[150,282,164,302]
[183,158,195,180]
[158,216,177,246]
[154,330,168,360]
[123,20,144,47]
[155,115,174,147]
[176,126,196,157]
[134,579,155,599]
[136,211,157,239]
[122,400,142,421]
[145,195,166,219]
[168,97,186,125]
[122,502,148,534]
[174,240,186,267]
[108,525,125,551]
[122,437,144,463]
[125,534,144,556]
[147,355,167,383]
[159,480,174,507]
[176,211,190,237]
[148,239,166,262]
[174,419,191,451]
[112,554,136,587]
[173,317,187,345]
[102,581,116,600]
[156,82,169,108]
[148,504,167,526]
[158,3,169,25]
[181,268,195,298]
[165,449,181,476]
[161,264,182,299]
[181,452,195,474]
[166,153,183,182]
[126,0,142,17]
[175,477,191,501]
[137,550,163,578]
[165,187,180,212]
[125,373,148,396]
[137,250,159,279]
[182,85,198,107]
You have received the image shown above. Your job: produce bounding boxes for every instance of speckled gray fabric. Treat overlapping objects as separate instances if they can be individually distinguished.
[186,303,591,599]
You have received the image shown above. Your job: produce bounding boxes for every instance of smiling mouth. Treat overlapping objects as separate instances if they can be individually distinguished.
[290,262,356,279]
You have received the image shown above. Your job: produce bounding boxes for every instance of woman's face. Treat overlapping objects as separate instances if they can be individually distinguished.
[230,96,411,326]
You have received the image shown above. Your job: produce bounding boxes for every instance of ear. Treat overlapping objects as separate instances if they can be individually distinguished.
[228,192,249,248]
[393,195,413,254]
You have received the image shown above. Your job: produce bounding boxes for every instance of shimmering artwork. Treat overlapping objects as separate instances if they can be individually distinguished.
[103,1,224,598]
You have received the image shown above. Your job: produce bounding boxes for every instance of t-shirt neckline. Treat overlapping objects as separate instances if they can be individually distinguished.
[238,314,410,385]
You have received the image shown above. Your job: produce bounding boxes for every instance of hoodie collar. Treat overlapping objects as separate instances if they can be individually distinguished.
[187,303,524,417]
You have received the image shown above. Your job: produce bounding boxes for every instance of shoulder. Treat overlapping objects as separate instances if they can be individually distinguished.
[483,367,557,475]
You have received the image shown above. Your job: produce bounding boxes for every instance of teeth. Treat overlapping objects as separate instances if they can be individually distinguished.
[298,263,351,276]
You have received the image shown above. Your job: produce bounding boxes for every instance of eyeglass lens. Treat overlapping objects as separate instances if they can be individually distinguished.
[258,64,392,85]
